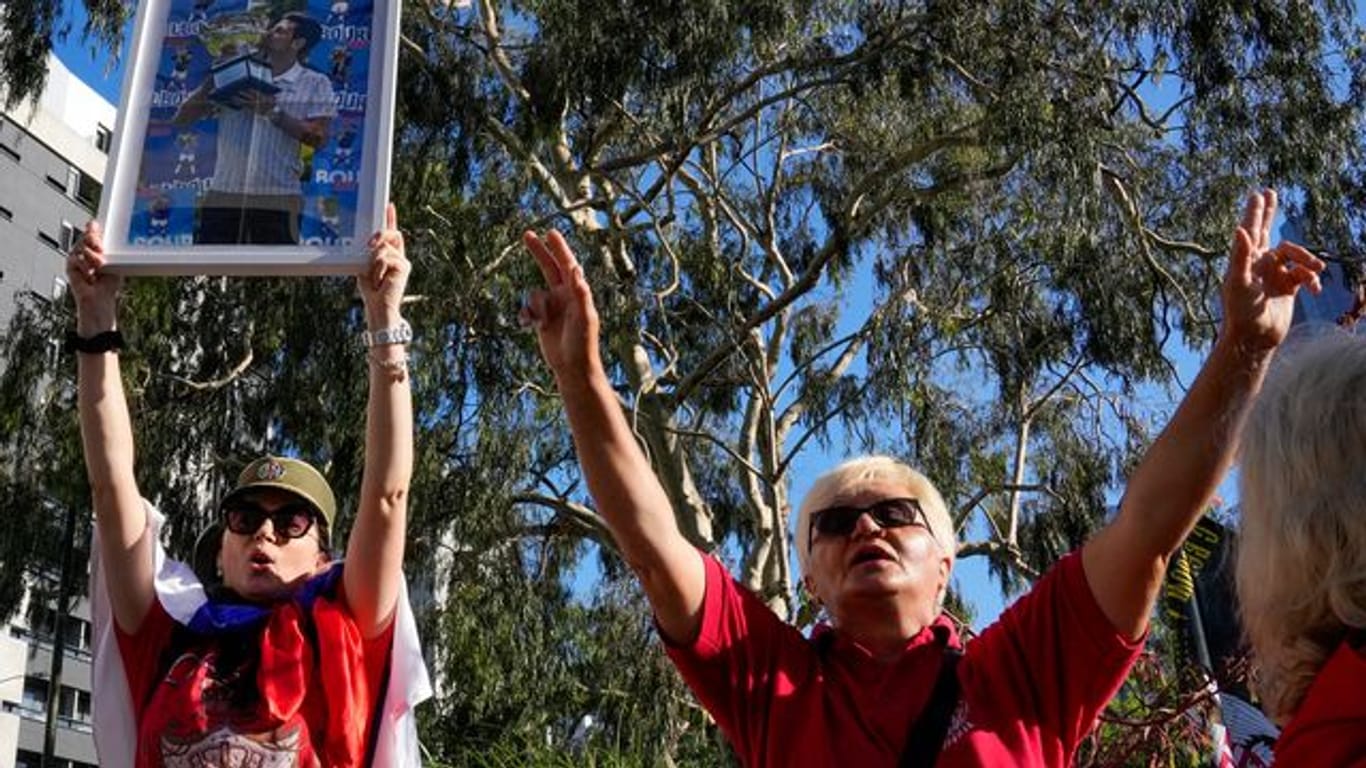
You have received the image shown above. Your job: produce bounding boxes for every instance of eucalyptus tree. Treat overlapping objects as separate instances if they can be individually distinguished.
[391,0,1366,757]
[397,0,1366,611]
[0,0,126,108]
[4,0,1366,762]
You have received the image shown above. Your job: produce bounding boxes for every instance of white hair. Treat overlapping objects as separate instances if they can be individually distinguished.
[1236,329,1366,724]
[794,455,956,581]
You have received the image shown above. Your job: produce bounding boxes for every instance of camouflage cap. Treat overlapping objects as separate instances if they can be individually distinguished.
[220,455,336,528]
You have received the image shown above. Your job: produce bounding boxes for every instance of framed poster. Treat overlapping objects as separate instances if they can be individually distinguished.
[97,0,401,274]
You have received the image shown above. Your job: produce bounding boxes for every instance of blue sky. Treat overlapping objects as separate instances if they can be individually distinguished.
[52,4,1362,631]
[53,3,130,104]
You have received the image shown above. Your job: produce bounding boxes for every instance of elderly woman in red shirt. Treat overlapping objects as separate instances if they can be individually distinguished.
[520,188,1322,766]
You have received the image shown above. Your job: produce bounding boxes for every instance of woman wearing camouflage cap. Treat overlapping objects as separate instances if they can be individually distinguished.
[68,206,428,766]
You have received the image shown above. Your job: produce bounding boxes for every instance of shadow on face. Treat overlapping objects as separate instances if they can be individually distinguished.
[215,487,329,603]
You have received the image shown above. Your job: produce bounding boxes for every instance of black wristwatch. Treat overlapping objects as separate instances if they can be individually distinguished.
[65,330,125,354]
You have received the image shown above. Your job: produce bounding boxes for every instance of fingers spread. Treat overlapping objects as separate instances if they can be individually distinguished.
[1260,189,1278,251]
[545,230,581,278]
[1239,192,1264,238]
[523,231,562,286]
[569,264,592,304]
[1228,227,1255,286]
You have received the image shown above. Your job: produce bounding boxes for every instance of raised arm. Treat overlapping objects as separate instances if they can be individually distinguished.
[70,223,155,634]
[343,204,413,639]
[521,231,706,644]
[1082,189,1325,640]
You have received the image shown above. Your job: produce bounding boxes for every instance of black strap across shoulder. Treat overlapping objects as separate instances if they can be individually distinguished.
[899,645,963,768]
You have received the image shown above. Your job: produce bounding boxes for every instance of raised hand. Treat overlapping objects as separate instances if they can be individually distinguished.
[520,230,601,381]
[358,203,409,321]
[1221,189,1325,352]
[65,221,123,333]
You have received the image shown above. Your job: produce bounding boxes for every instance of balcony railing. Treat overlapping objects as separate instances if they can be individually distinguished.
[11,627,93,662]
[1,701,94,732]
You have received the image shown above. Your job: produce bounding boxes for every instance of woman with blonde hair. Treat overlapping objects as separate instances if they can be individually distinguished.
[1236,329,1366,764]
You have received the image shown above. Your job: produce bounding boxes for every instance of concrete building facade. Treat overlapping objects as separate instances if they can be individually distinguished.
[0,54,115,330]
[0,53,115,768]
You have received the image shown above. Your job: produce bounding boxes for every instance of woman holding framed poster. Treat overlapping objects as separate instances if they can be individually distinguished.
[74,208,430,766]
[97,0,401,274]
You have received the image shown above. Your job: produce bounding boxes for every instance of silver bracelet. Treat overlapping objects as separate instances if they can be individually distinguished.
[361,319,413,347]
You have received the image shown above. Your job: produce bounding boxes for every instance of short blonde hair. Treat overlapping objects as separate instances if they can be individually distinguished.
[794,455,956,579]
[1236,330,1366,724]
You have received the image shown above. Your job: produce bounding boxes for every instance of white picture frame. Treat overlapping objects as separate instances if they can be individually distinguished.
[97,0,401,275]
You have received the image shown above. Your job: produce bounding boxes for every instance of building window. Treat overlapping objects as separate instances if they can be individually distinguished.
[21,676,47,716]
[58,685,91,723]
[20,756,80,768]
[52,276,68,303]
[28,603,53,639]
[59,221,78,252]
[27,603,93,655]
[95,124,112,154]
[65,167,80,200]
[61,612,90,653]
[37,230,61,251]
[0,204,11,220]
[0,142,18,162]
[76,172,101,211]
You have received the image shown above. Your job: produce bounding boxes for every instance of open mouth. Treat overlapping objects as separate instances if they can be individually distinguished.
[249,551,274,567]
[850,546,896,567]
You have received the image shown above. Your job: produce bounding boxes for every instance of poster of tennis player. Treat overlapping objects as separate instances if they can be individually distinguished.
[97,0,400,274]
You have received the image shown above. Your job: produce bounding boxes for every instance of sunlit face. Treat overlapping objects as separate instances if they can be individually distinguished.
[217,487,328,602]
[802,478,950,623]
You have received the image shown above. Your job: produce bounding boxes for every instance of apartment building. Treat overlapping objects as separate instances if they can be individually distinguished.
[0,53,114,330]
[0,53,115,768]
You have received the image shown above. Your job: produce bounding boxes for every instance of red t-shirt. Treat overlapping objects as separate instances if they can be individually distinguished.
[116,582,393,768]
[665,550,1143,767]
[1274,640,1366,767]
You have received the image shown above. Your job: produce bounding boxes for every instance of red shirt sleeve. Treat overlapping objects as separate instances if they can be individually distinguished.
[336,578,395,708]
[960,550,1145,749]
[662,553,814,765]
[114,599,176,721]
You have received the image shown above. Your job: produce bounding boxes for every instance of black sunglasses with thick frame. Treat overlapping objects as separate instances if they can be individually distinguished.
[221,498,319,540]
[808,497,935,552]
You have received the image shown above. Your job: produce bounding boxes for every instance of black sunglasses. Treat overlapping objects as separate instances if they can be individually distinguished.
[222,499,318,540]
[808,497,932,551]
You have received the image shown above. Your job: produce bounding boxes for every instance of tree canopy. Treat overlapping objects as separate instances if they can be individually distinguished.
[3,0,1366,762]
[0,0,126,108]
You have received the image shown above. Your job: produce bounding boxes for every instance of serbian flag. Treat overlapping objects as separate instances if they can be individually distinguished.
[90,500,432,766]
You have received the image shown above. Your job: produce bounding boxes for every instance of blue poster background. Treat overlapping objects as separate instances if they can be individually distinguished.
[130,0,373,247]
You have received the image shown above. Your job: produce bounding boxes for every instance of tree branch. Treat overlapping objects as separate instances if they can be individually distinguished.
[161,348,253,392]
[510,492,616,548]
